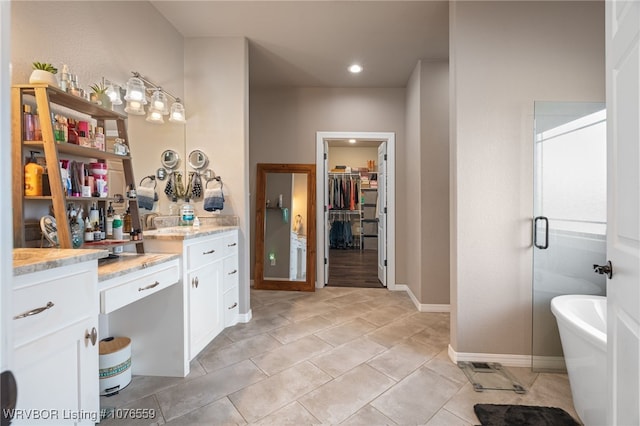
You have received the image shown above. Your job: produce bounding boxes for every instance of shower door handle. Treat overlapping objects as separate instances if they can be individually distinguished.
[533,216,549,249]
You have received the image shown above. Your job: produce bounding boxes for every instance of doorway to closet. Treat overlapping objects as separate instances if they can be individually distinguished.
[315,132,396,290]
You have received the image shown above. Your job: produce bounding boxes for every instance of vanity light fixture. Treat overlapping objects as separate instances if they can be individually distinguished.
[348,64,363,74]
[105,81,122,105]
[122,72,187,125]
[349,139,357,144]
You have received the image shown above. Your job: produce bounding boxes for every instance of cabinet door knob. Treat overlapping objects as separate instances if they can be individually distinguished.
[228,242,237,247]
[13,301,54,320]
[203,249,216,255]
[138,281,160,291]
[192,277,199,288]
[85,327,98,346]
[228,269,237,275]
[228,302,238,310]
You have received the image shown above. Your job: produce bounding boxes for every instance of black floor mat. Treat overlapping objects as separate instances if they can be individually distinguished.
[474,404,580,426]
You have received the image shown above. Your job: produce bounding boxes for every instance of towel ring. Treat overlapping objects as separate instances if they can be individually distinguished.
[205,176,223,189]
[140,175,157,189]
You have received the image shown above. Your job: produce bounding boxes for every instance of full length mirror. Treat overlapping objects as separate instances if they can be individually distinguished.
[255,163,316,291]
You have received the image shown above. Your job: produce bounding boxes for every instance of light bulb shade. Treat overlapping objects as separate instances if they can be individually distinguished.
[150,90,169,115]
[169,101,186,124]
[125,100,145,115]
[124,77,147,103]
[106,83,122,105]
[146,107,165,124]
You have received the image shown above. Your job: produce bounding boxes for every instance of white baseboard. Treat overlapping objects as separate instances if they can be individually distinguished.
[448,344,533,367]
[532,355,567,371]
[398,284,451,313]
[238,309,252,323]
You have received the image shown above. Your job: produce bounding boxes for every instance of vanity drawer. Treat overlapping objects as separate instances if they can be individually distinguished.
[187,237,224,269]
[100,259,180,314]
[223,255,239,292]
[13,263,96,348]
[223,286,239,327]
[221,231,239,257]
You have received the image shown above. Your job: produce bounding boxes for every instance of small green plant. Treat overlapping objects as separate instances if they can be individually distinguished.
[32,62,58,74]
[89,82,108,94]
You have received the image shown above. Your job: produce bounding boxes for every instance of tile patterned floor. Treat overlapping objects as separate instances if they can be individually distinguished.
[100,287,580,425]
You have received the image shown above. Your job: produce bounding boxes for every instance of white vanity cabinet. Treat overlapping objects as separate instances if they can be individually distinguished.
[144,228,239,360]
[12,261,100,425]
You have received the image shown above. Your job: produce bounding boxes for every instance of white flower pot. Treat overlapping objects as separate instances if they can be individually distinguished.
[29,69,59,87]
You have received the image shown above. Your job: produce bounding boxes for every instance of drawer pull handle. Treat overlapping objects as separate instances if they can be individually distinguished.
[228,302,238,309]
[203,249,216,255]
[228,269,237,275]
[85,327,98,346]
[192,277,199,288]
[14,301,54,320]
[228,242,237,247]
[138,281,160,291]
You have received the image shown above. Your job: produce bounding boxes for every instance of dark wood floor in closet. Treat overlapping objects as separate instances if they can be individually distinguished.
[327,248,383,288]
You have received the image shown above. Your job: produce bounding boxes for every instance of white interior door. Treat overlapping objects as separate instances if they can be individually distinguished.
[606,1,640,424]
[377,143,387,286]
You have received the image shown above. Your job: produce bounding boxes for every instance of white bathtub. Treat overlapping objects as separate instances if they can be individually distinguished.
[551,294,607,426]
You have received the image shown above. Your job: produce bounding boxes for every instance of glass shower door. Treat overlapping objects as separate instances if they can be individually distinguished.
[532,102,607,371]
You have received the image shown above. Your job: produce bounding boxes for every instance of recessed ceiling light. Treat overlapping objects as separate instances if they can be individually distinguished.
[348,64,363,74]
[349,139,357,144]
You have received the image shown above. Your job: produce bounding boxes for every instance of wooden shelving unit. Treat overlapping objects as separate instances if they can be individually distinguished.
[12,84,143,253]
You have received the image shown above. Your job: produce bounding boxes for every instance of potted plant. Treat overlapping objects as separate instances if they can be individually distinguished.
[89,82,112,109]
[29,62,59,87]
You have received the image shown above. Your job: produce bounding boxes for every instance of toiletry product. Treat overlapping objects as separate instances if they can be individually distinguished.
[84,218,94,242]
[89,202,99,227]
[112,214,123,240]
[22,105,35,140]
[169,196,179,215]
[106,202,114,237]
[180,199,194,226]
[94,127,105,151]
[123,203,132,233]
[24,151,44,196]
[193,216,200,228]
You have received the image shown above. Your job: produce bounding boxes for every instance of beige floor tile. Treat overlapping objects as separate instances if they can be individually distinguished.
[100,360,205,409]
[371,366,461,425]
[164,397,246,425]
[229,362,331,422]
[269,315,334,344]
[277,300,338,322]
[314,318,378,347]
[251,334,333,375]
[516,372,580,422]
[366,320,423,348]
[341,404,397,425]
[155,359,266,421]
[324,291,378,307]
[424,408,473,426]
[360,304,413,327]
[320,302,376,326]
[100,395,165,426]
[311,337,387,378]
[423,350,468,386]
[443,382,523,424]
[224,314,292,342]
[367,339,439,381]
[198,332,282,373]
[299,364,396,424]
[249,401,321,425]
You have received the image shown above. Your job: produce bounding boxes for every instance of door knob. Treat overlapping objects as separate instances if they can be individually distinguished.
[1,370,17,425]
[593,260,613,279]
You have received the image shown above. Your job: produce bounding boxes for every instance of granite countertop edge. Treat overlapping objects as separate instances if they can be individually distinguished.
[143,225,239,241]
[13,248,109,276]
[98,252,181,282]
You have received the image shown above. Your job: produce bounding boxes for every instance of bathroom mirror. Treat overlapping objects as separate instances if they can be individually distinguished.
[188,149,208,170]
[161,149,180,170]
[255,163,316,292]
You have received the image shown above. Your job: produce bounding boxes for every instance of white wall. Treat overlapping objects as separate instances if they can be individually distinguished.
[249,87,406,282]
[405,60,450,307]
[11,1,185,217]
[184,37,250,316]
[450,1,605,357]
[328,146,379,171]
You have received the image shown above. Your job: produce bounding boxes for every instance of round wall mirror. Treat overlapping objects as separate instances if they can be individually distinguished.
[161,149,180,170]
[202,168,215,181]
[188,149,208,170]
